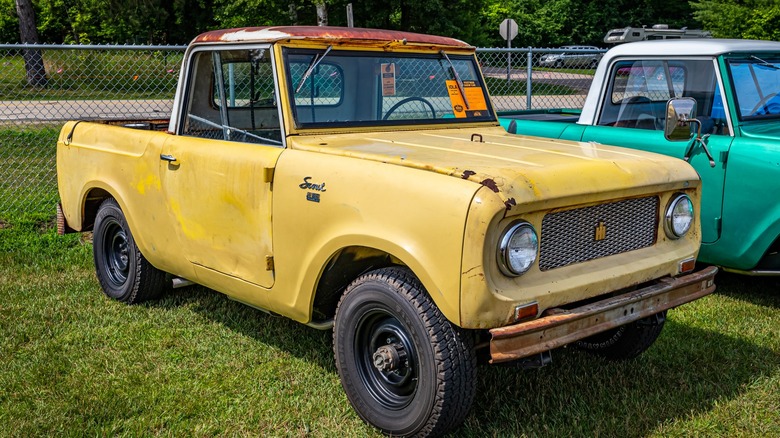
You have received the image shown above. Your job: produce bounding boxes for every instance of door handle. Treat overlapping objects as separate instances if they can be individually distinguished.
[160,154,179,165]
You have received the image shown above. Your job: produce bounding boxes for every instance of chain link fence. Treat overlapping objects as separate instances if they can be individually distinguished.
[0,44,605,220]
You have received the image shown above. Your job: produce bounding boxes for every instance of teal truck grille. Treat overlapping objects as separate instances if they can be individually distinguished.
[539,197,659,271]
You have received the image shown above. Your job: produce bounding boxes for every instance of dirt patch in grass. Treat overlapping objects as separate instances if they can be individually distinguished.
[0,220,8,229]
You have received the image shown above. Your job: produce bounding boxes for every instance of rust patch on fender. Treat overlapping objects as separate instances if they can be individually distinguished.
[480,178,500,193]
[461,170,476,179]
[504,198,517,209]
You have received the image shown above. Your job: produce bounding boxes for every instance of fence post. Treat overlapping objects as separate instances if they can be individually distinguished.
[526,48,532,110]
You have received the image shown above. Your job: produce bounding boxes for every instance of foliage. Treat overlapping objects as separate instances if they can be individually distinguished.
[1,1,779,48]
[692,0,780,41]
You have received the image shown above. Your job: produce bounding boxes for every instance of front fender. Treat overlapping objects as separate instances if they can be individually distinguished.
[268,149,480,326]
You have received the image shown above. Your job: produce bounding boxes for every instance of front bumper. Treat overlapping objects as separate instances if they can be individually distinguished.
[489,266,718,363]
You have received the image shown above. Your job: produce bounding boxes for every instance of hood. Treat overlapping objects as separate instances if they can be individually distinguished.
[289,126,699,208]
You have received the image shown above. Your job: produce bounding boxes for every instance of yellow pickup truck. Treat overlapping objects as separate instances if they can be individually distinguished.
[57,26,717,437]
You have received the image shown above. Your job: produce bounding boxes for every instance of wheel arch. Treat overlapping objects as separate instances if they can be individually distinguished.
[79,186,114,231]
[302,237,462,327]
[311,246,402,323]
[71,183,159,267]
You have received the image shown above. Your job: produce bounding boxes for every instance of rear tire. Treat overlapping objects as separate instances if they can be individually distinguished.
[333,267,476,437]
[575,311,667,360]
[93,198,167,304]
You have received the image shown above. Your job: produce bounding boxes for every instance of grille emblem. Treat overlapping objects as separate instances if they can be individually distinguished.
[594,221,607,241]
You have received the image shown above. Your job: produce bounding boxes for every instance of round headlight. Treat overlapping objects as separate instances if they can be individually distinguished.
[498,222,538,276]
[665,194,694,239]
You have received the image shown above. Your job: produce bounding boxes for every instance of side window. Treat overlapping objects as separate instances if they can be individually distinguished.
[600,59,726,134]
[609,60,683,104]
[181,48,282,145]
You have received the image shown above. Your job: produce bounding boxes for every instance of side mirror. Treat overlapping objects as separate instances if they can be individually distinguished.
[665,97,717,167]
[664,97,698,141]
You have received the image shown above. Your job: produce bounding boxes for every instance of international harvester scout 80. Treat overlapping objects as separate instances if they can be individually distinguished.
[57,26,717,437]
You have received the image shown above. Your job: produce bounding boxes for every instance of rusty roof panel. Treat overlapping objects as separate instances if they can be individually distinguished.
[193,26,472,48]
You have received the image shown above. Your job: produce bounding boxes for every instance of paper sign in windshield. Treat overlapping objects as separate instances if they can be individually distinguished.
[446,80,488,118]
[381,63,396,96]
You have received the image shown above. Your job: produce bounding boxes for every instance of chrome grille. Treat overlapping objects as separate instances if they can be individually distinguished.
[539,197,659,271]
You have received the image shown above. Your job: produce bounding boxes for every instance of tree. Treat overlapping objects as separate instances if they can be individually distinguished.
[315,1,327,26]
[691,0,780,40]
[15,0,47,87]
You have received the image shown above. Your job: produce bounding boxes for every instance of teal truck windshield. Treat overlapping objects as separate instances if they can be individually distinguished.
[728,57,780,119]
[283,48,494,128]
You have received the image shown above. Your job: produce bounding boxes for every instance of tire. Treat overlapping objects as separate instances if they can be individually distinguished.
[555,59,563,68]
[93,198,167,304]
[333,267,476,437]
[575,311,667,360]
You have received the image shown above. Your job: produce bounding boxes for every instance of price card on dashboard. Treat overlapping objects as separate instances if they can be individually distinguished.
[446,80,488,118]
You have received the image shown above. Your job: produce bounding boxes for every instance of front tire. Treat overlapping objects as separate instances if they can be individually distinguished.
[93,198,167,304]
[333,267,476,437]
[576,311,667,360]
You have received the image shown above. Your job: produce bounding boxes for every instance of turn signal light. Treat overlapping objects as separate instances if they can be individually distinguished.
[514,301,539,322]
[679,257,696,274]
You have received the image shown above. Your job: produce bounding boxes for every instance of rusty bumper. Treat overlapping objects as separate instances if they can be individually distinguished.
[489,265,718,363]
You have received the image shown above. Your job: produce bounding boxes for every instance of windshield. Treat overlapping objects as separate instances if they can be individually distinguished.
[283,48,494,129]
[728,57,780,120]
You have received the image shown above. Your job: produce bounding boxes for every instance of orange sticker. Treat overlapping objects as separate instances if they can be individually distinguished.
[447,80,488,118]
[446,80,467,118]
[381,63,396,96]
[462,80,488,111]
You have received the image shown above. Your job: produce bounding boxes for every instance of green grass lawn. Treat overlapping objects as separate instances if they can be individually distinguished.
[0,126,62,218]
[484,76,579,96]
[1,51,181,101]
[1,216,778,437]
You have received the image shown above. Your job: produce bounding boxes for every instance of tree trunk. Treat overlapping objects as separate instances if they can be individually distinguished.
[289,2,298,25]
[15,0,48,88]
[316,2,328,26]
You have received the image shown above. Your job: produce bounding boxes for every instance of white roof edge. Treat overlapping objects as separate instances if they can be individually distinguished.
[603,39,780,61]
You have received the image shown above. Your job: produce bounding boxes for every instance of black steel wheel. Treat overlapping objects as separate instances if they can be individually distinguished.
[93,198,166,304]
[333,267,476,437]
[576,311,667,360]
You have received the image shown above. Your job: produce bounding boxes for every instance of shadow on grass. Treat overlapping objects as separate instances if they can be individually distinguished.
[714,270,780,309]
[149,283,778,437]
[460,320,779,437]
[150,285,336,371]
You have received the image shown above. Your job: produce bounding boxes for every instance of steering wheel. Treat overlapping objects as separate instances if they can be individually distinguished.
[383,97,437,120]
[750,92,780,115]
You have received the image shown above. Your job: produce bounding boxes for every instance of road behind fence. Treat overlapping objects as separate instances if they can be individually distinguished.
[0,44,604,218]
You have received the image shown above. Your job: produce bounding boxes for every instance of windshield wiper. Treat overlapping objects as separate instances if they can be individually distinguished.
[295,45,333,93]
[750,55,780,70]
[440,50,470,109]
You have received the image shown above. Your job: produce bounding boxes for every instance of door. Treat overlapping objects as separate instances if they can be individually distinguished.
[159,45,284,288]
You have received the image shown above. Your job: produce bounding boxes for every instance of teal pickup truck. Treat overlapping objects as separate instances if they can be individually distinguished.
[501,39,780,275]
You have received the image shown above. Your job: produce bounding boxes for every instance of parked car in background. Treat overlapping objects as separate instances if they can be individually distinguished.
[538,45,603,68]
[501,39,780,275]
